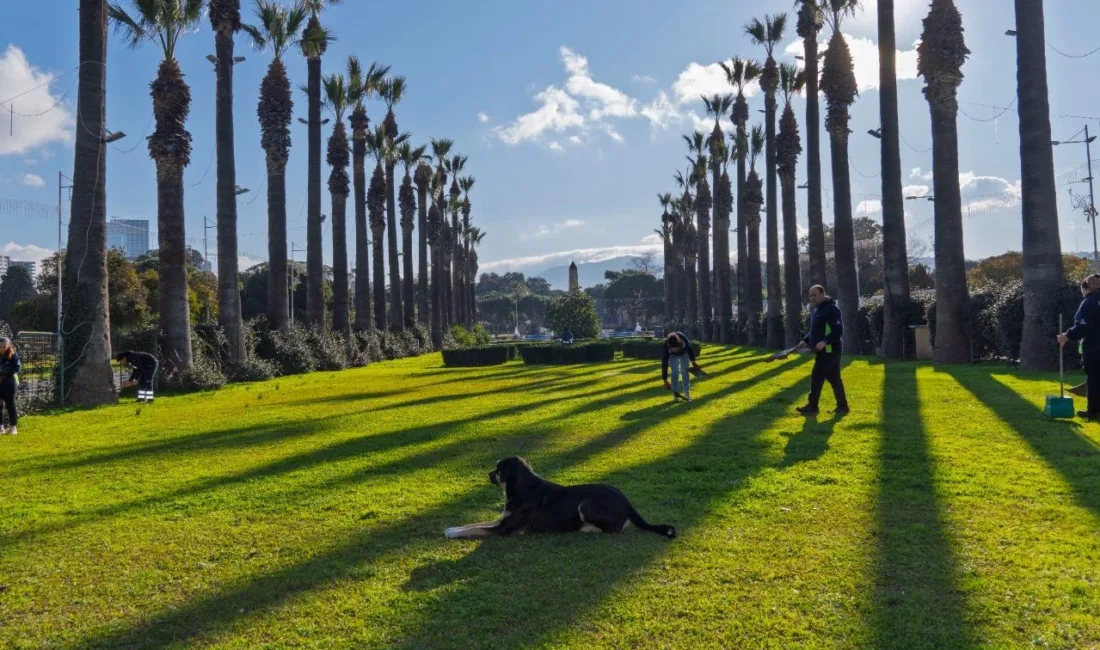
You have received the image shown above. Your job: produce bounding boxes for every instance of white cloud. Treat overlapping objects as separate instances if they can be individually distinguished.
[20,172,45,188]
[560,46,638,121]
[238,255,263,271]
[671,59,760,105]
[494,86,584,145]
[959,172,1022,212]
[23,158,36,166]
[568,135,583,145]
[481,243,665,273]
[910,167,934,181]
[687,111,712,134]
[548,141,564,152]
[603,125,624,143]
[784,35,919,92]
[640,91,683,129]
[903,184,930,198]
[477,112,490,123]
[0,45,74,156]
[856,199,883,214]
[562,219,585,228]
[2,241,53,263]
[518,219,586,241]
[632,74,657,85]
[641,233,663,245]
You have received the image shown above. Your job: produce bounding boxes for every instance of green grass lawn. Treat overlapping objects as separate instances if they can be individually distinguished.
[1,347,1099,649]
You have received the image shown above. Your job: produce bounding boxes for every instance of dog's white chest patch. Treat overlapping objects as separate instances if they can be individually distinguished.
[579,523,603,533]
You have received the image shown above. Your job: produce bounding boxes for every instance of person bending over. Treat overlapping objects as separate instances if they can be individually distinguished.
[116,350,159,403]
[662,331,701,402]
[796,285,850,416]
[1058,274,1100,420]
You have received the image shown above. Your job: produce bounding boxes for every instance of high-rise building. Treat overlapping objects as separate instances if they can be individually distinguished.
[107,219,150,260]
[0,256,8,278]
[9,260,36,278]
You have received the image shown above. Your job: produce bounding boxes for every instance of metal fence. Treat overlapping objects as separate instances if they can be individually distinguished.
[13,331,59,411]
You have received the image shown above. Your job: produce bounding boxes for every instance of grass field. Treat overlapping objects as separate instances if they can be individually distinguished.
[1,347,1099,649]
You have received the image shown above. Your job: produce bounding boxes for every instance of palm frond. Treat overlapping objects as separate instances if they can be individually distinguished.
[323,73,348,119]
[382,75,407,108]
[299,20,334,58]
[745,18,767,45]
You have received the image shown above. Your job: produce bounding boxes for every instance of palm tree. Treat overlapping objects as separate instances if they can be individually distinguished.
[747,12,789,350]
[429,138,454,327]
[778,63,806,348]
[443,196,458,327]
[745,125,766,345]
[720,57,762,331]
[344,57,388,332]
[1014,0,1064,371]
[366,125,388,330]
[209,0,245,365]
[244,1,306,335]
[468,226,486,324]
[380,76,407,329]
[63,0,117,406]
[414,154,433,325]
[427,171,444,347]
[685,130,712,340]
[398,142,424,328]
[876,0,913,360]
[795,0,828,292]
[323,72,351,338]
[109,0,203,373]
[675,167,699,337]
[448,154,469,325]
[714,146,735,342]
[657,193,675,325]
[299,0,339,329]
[460,176,477,325]
[918,0,970,363]
[820,0,861,354]
[704,94,733,342]
[670,201,688,323]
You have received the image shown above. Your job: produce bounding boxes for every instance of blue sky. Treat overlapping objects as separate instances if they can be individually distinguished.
[2,0,1099,276]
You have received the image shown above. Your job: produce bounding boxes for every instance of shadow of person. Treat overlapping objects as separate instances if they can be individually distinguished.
[779,413,837,468]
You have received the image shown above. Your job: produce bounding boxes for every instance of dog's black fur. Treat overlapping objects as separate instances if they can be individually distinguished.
[444,456,677,540]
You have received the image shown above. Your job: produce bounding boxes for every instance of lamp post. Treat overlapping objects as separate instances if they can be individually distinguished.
[1052,127,1098,269]
[56,171,74,406]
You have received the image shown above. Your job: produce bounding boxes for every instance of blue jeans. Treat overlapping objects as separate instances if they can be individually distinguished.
[670,355,690,397]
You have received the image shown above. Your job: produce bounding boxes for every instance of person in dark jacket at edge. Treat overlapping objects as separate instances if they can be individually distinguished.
[662,331,702,402]
[116,350,159,404]
[0,337,22,435]
[795,285,850,416]
[1058,274,1100,420]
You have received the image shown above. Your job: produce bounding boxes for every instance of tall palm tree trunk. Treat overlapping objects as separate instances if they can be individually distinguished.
[829,133,859,354]
[415,167,430,325]
[351,116,371,330]
[266,161,289,332]
[213,4,244,365]
[736,142,748,330]
[331,192,349,335]
[306,54,324,329]
[385,162,403,328]
[929,104,968,362]
[662,227,674,325]
[63,0,117,406]
[879,0,912,360]
[716,173,733,343]
[781,176,802,348]
[429,202,443,347]
[764,90,782,349]
[1015,0,1063,371]
[803,31,828,291]
[369,164,387,330]
[699,191,712,342]
[400,179,416,328]
[157,163,193,372]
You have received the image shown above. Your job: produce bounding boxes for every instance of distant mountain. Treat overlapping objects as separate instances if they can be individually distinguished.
[535,256,661,290]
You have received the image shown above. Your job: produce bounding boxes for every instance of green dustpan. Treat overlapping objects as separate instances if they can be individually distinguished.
[1045,315,1075,418]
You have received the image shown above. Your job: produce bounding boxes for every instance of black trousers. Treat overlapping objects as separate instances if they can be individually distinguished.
[808,352,848,410]
[1085,350,1100,415]
[0,376,16,427]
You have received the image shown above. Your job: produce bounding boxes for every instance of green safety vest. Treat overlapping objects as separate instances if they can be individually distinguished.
[824,323,833,354]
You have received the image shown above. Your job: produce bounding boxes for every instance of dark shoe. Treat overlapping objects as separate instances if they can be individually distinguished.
[673,392,684,402]
[832,406,850,416]
[1077,411,1098,421]
[796,405,819,416]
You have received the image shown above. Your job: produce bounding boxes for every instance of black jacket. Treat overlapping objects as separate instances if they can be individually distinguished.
[661,332,697,381]
[0,350,21,381]
[121,351,159,382]
[1066,290,1100,354]
[803,298,844,355]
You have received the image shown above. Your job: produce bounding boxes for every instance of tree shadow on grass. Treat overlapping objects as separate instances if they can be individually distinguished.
[779,413,838,469]
[73,370,810,650]
[945,367,1100,519]
[873,363,973,649]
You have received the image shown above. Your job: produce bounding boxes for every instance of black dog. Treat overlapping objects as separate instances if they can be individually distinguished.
[444,456,676,540]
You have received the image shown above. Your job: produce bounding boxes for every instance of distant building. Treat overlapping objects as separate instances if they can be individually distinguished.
[0,256,8,278]
[568,261,579,291]
[9,260,36,278]
[107,219,150,260]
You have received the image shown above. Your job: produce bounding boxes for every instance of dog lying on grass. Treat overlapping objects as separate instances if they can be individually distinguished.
[444,456,677,540]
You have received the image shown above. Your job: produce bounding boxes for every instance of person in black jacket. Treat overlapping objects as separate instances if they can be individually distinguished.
[1058,274,1100,419]
[796,285,849,416]
[116,350,159,403]
[661,331,701,402]
[0,337,21,435]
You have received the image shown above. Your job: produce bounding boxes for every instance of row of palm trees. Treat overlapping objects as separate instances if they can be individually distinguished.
[660,0,1057,370]
[61,0,485,406]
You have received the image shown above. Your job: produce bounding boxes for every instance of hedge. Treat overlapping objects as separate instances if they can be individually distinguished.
[621,339,701,360]
[518,341,615,364]
[442,345,512,367]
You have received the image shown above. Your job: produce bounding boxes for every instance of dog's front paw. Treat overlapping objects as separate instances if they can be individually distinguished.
[444,527,462,539]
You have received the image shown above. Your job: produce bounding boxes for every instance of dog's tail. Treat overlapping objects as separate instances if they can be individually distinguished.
[626,504,677,539]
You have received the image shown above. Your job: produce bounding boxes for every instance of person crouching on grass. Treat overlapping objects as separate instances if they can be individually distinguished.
[116,350,159,403]
[0,337,21,435]
[795,285,850,416]
[662,331,701,402]
[1058,273,1100,420]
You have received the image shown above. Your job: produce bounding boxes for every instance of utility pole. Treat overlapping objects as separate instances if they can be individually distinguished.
[1053,126,1098,269]
[57,172,73,407]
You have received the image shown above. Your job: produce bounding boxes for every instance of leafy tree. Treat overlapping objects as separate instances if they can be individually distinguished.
[548,290,601,339]
[0,266,37,324]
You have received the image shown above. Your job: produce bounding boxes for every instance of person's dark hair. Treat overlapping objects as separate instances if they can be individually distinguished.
[115,351,130,362]
[666,333,683,350]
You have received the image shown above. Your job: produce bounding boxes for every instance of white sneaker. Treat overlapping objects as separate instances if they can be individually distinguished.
[7,427,16,435]
[0,426,8,435]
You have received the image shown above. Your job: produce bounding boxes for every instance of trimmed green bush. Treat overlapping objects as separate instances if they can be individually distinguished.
[621,339,701,360]
[519,341,615,364]
[442,346,511,367]
[548,290,601,339]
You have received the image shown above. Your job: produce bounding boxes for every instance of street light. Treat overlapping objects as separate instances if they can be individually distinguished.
[905,195,935,202]
[867,128,882,139]
[297,117,331,126]
[797,183,809,189]
[1005,29,1017,36]
[103,130,126,144]
[1053,127,1099,269]
[234,185,250,196]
